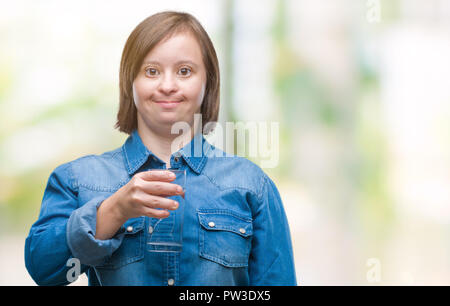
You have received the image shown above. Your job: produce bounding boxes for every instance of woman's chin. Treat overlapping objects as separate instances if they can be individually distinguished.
[138,109,192,130]
[158,114,189,127]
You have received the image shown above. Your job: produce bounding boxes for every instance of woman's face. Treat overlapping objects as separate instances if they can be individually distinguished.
[132,31,207,134]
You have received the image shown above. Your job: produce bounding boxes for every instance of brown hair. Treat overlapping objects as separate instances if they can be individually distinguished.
[115,11,220,135]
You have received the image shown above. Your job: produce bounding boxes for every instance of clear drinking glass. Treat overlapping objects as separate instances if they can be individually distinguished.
[147,169,186,253]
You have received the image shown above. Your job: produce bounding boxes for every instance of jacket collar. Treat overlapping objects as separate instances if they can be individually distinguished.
[122,129,211,176]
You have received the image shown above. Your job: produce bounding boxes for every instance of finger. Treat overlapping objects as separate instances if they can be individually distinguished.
[140,194,179,210]
[142,207,170,219]
[138,170,176,182]
[142,181,183,197]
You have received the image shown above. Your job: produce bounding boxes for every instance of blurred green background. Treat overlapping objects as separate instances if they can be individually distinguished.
[1,0,450,285]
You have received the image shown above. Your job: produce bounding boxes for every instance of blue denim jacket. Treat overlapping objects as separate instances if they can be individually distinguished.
[25,130,297,286]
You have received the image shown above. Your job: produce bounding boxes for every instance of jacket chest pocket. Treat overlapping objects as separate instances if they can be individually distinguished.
[198,210,253,268]
[97,217,145,270]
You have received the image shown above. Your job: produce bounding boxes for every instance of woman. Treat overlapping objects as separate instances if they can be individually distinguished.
[25,11,297,286]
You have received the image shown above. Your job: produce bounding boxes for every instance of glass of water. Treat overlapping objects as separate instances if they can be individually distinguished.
[147,169,186,253]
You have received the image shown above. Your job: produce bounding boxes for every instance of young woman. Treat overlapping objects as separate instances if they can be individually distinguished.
[25,11,297,286]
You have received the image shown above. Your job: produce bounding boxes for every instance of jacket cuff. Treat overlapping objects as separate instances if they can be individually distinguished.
[66,196,125,267]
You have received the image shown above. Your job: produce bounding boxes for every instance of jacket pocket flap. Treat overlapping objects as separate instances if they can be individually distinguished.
[122,217,145,235]
[198,210,253,237]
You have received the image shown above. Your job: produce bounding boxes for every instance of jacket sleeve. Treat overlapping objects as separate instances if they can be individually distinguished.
[248,175,297,285]
[24,163,126,286]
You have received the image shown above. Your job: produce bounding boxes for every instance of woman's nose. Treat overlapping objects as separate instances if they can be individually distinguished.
[158,73,178,94]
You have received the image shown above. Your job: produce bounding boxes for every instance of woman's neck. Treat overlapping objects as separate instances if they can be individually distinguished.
[137,123,195,168]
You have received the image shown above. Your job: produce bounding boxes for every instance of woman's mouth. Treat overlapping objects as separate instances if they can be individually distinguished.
[154,100,182,109]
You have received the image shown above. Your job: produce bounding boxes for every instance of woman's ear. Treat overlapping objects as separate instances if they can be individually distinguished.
[132,82,138,107]
[200,81,207,106]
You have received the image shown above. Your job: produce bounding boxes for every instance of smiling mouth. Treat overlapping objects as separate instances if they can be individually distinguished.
[154,100,183,109]
[155,100,183,103]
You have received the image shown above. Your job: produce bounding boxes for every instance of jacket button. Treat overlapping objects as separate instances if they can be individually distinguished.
[174,157,180,163]
[148,226,154,234]
[239,228,246,234]
[208,222,215,228]
[168,278,175,286]
[126,226,133,232]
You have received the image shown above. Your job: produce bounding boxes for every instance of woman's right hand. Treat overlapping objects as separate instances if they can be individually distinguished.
[114,170,184,220]
[95,170,183,240]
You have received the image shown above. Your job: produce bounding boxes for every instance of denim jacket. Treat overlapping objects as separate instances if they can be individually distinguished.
[24,130,297,286]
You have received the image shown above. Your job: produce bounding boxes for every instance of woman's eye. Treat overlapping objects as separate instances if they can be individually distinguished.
[145,67,191,77]
[145,68,159,76]
[179,67,192,76]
